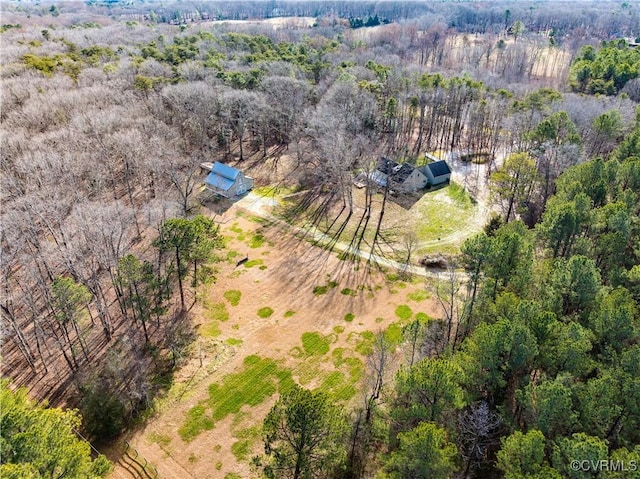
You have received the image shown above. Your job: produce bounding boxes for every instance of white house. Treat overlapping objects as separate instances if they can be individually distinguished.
[421,160,452,186]
[371,158,429,192]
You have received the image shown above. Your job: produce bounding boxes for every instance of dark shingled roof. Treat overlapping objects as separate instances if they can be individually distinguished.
[376,157,418,184]
[426,160,451,177]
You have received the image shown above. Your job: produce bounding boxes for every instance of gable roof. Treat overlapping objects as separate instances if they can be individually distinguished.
[426,160,451,177]
[376,157,422,185]
[205,162,242,191]
[376,157,400,175]
[211,161,241,180]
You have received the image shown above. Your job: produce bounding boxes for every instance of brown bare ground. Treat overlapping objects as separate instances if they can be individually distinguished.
[108,201,440,479]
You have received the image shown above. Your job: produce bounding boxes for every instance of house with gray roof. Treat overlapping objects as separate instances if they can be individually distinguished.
[420,160,452,186]
[371,157,429,192]
[204,161,254,198]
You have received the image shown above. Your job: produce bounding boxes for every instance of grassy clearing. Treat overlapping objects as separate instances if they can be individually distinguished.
[395,304,413,321]
[207,356,294,421]
[225,338,243,346]
[257,307,274,318]
[413,186,476,245]
[206,302,230,322]
[179,404,215,442]
[249,233,265,249]
[407,290,430,302]
[301,332,331,356]
[415,312,431,322]
[243,259,264,268]
[201,321,221,338]
[231,441,251,461]
[344,313,355,322]
[384,322,404,345]
[447,181,475,208]
[347,331,376,356]
[226,250,240,263]
[223,290,242,306]
[179,355,294,442]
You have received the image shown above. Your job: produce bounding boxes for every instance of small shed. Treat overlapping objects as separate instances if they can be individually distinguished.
[204,162,254,198]
[421,160,452,186]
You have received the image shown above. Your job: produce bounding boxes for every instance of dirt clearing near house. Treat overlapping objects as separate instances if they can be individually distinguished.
[109,202,441,479]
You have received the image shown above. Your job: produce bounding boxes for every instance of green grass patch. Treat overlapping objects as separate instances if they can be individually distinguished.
[215,461,222,470]
[249,233,265,249]
[386,272,400,282]
[384,322,404,345]
[148,431,171,447]
[206,302,230,322]
[231,440,251,461]
[201,321,221,338]
[313,281,339,296]
[302,332,330,356]
[258,307,274,318]
[352,331,376,356]
[344,313,355,322]
[375,317,385,323]
[226,250,240,262]
[225,474,242,479]
[340,287,357,296]
[259,265,267,270]
[225,338,243,346]
[415,312,431,322]
[223,290,242,306]
[407,290,430,302]
[313,285,328,296]
[320,371,345,390]
[332,347,348,368]
[395,304,413,321]
[414,187,476,248]
[234,425,261,441]
[206,355,294,422]
[284,310,296,317]
[447,181,475,208]
[243,259,264,268]
[229,223,243,234]
[179,404,215,442]
[333,325,345,334]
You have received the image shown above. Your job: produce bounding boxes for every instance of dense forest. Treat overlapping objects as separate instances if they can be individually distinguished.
[1,0,639,477]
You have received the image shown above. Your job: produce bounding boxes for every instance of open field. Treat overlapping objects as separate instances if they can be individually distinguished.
[109,201,441,479]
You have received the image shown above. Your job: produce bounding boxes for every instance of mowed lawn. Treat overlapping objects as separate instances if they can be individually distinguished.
[280,182,478,256]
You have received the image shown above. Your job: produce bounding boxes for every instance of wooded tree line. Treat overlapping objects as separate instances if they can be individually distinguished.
[0,381,112,478]
[7,0,639,41]
[256,127,640,478]
[1,4,638,454]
